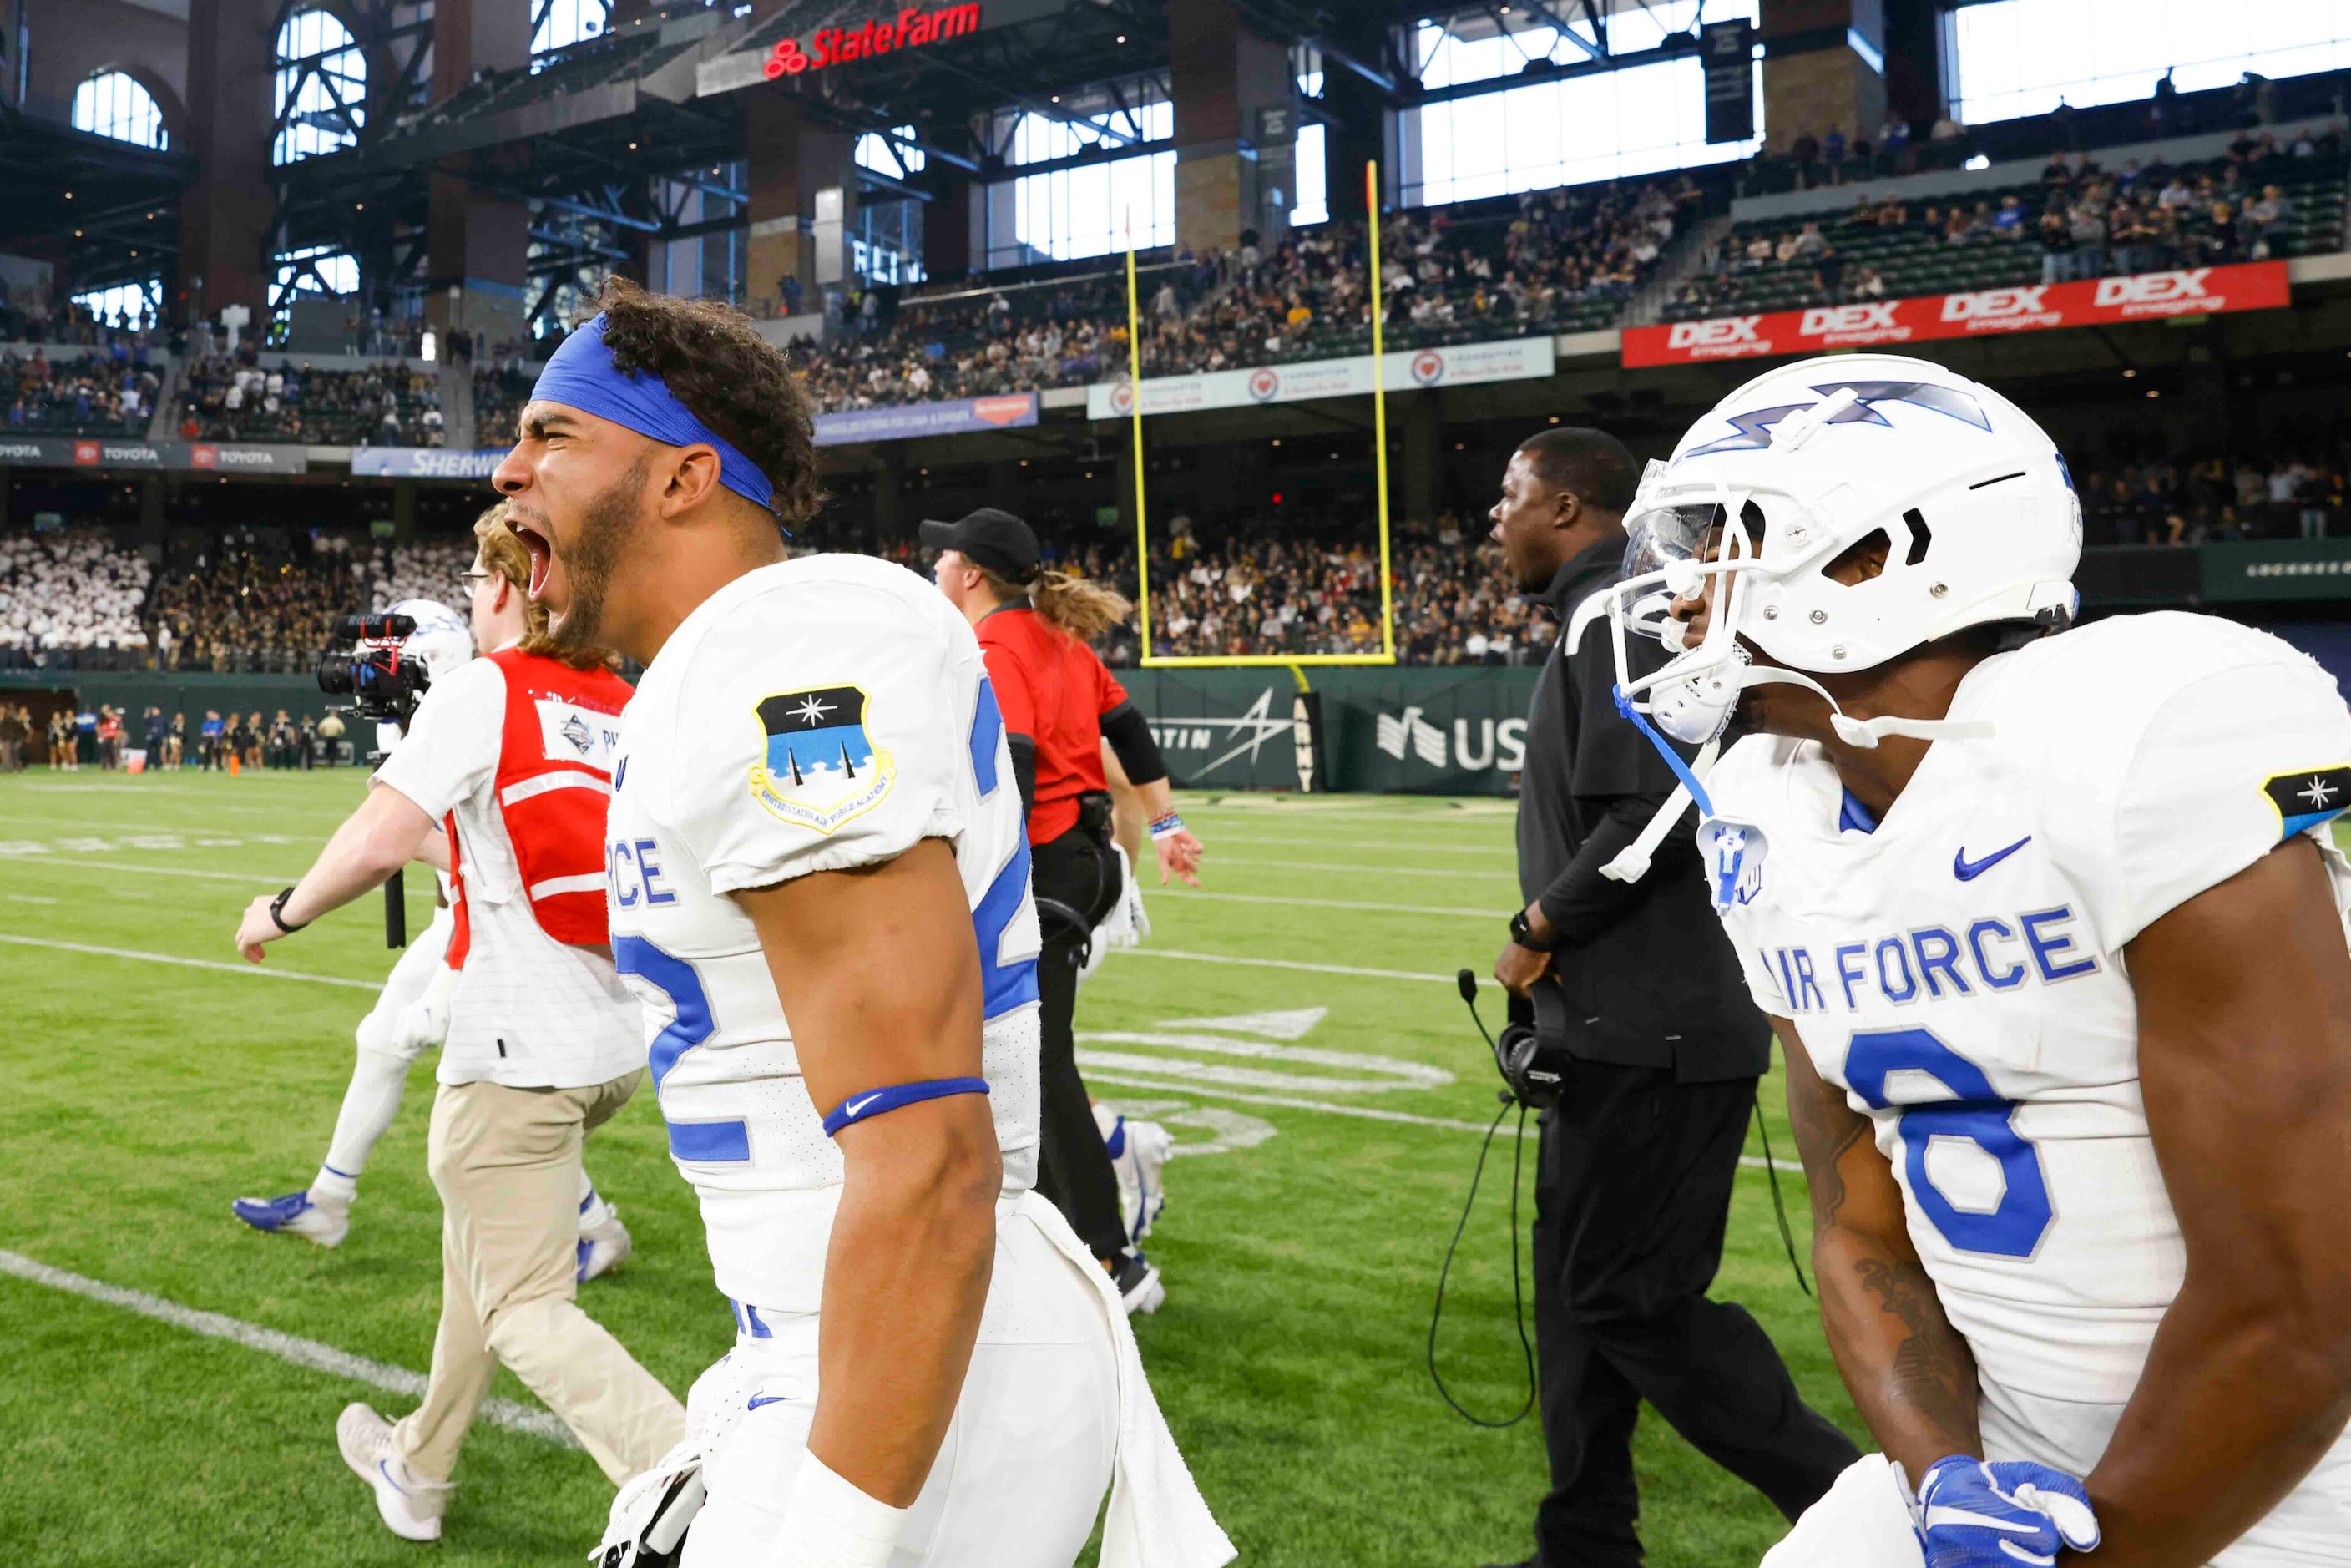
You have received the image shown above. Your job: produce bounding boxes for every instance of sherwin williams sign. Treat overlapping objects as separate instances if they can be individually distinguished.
[1620,261,2290,367]
[351,448,506,478]
[811,392,1038,447]
[1084,336,1555,421]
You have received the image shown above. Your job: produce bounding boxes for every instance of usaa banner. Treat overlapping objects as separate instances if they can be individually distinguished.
[1117,668,1540,796]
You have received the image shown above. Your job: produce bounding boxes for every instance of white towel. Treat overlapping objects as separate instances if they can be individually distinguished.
[1758,1453,1923,1568]
[1017,1191,1236,1568]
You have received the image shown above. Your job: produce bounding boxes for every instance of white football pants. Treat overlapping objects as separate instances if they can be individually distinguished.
[321,905,455,1181]
[680,1201,1120,1568]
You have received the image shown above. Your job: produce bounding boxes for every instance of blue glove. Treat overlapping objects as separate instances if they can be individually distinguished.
[1916,1454,2101,1567]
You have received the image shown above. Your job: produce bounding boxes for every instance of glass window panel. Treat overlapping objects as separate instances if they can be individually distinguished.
[72,72,168,149]
[1954,0,2351,124]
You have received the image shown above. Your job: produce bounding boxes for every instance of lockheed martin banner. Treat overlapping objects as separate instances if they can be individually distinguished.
[1086,336,1557,422]
[0,437,308,473]
[811,392,1039,447]
[1620,261,2290,368]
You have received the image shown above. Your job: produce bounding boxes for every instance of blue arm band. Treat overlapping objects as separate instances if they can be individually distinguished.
[821,1076,991,1138]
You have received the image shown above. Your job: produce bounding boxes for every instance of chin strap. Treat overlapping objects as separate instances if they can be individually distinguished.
[1602,685,1720,884]
[1734,666,1997,751]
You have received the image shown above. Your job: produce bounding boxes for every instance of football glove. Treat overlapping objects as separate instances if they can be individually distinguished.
[1915,1454,2100,1568]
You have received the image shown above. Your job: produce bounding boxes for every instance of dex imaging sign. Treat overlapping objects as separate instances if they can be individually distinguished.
[1623,261,2290,367]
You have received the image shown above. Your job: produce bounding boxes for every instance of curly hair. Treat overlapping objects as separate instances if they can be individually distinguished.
[581,276,825,529]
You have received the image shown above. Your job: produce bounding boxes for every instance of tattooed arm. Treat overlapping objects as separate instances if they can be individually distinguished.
[1778,1016,1979,1488]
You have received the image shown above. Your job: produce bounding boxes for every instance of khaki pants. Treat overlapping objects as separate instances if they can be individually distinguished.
[392,1070,685,1486]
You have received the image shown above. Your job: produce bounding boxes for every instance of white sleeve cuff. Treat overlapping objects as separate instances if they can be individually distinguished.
[772,1449,910,1568]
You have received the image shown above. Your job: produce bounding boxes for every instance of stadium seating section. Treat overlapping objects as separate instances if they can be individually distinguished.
[1670,131,2349,323]
[176,358,446,447]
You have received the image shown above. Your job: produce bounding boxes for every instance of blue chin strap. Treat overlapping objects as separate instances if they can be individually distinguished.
[1613,685,1715,820]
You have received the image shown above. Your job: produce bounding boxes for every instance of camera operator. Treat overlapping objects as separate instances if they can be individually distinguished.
[1483,427,1854,1568]
[232,504,682,1543]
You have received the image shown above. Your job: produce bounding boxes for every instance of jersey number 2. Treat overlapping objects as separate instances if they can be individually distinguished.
[1843,1027,2052,1258]
[610,935,750,1163]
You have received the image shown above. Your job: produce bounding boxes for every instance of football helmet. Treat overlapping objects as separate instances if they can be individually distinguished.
[1605,354,2081,749]
[389,597,473,681]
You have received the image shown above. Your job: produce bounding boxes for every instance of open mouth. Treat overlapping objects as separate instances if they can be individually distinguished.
[512,522,554,599]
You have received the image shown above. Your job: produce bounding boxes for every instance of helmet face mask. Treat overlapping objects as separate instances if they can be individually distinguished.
[1605,355,2083,751]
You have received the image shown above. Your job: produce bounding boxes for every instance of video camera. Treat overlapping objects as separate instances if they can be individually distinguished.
[315,613,432,726]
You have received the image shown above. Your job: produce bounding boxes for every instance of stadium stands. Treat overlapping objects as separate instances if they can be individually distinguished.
[175,358,445,447]
[1670,129,2351,323]
[0,349,159,435]
[0,530,151,660]
[793,179,1704,414]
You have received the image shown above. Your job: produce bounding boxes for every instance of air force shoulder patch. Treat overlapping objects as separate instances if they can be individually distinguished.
[2263,766,2351,840]
[750,685,894,834]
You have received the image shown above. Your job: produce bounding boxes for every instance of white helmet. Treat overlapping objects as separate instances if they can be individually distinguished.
[1605,353,2081,750]
[390,598,473,683]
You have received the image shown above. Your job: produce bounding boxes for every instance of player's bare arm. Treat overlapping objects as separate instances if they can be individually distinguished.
[234,782,437,962]
[2079,837,2351,1565]
[734,836,1000,1506]
[1780,1015,1981,1485]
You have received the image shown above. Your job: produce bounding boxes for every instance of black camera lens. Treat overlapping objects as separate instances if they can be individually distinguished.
[315,648,356,696]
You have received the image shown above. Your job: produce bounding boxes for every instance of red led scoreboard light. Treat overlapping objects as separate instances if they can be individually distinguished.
[763,3,982,75]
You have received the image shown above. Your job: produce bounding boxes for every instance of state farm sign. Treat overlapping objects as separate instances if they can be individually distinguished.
[1623,260,2289,367]
[763,3,980,75]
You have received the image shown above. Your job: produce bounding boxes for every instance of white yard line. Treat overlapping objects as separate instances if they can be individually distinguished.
[1147,890,1503,919]
[1211,856,1517,881]
[1105,946,1458,983]
[0,933,382,990]
[0,1248,577,1446]
[0,929,1796,1172]
[0,856,296,885]
[1204,834,1513,857]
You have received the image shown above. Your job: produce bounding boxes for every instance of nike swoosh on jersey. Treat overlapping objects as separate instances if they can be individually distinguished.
[1954,836,2031,880]
[747,1393,794,1409]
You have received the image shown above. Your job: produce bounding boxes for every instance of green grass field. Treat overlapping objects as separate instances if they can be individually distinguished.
[0,767,1863,1568]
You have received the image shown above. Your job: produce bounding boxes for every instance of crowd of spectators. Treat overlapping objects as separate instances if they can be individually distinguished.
[0,530,152,659]
[0,349,160,435]
[473,361,538,444]
[177,357,444,446]
[790,179,1701,416]
[2078,452,2346,546]
[1671,128,2346,321]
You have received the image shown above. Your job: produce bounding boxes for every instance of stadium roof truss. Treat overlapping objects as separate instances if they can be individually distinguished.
[0,108,189,293]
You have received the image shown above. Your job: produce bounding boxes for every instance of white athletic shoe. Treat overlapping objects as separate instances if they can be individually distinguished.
[1094,1105,1173,1244]
[231,1189,349,1248]
[336,1403,451,1542]
[578,1206,633,1284]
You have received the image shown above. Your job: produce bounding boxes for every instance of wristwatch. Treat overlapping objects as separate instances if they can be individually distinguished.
[1509,907,1554,953]
[268,885,310,934]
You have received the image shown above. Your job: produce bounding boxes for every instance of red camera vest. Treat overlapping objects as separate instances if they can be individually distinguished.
[446,647,633,967]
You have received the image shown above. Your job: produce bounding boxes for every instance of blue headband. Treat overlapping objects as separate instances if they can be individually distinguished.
[529,313,776,511]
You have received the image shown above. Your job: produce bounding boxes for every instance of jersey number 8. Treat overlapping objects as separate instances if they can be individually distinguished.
[1844,1027,2054,1258]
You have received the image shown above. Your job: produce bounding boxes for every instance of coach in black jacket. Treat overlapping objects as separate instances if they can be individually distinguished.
[1484,427,1855,1568]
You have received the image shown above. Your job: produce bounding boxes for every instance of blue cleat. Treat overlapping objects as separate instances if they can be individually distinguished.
[232,1188,349,1248]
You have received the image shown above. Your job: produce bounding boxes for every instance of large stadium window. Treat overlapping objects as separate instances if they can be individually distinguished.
[533,0,607,55]
[73,280,162,328]
[275,9,367,164]
[984,83,1176,266]
[856,125,927,182]
[270,245,359,339]
[72,72,168,150]
[1951,0,2351,124]
[1402,2,1762,206]
[1292,55,1327,228]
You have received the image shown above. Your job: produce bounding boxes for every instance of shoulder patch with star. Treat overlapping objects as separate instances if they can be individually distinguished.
[2263,766,2351,839]
[748,685,895,834]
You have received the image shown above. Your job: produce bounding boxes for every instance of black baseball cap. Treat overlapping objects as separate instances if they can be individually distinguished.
[919,507,1039,581]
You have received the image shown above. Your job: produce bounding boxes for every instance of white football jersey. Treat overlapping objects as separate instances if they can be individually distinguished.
[1706,611,2351,1548]
[603,554,1043,1312]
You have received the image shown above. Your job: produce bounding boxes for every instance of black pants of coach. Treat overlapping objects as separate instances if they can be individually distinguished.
[1527,1057,1855,1566]
[1029,824,1130,1265]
